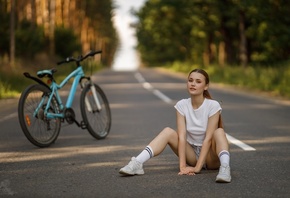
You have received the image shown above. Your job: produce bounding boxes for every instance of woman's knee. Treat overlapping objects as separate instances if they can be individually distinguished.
[161,127,176,135]
[161,127,177,142]
[213,128,229,149]
[214,128,226,139]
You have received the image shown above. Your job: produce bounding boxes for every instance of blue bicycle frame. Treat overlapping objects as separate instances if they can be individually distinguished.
[34,66,85,119]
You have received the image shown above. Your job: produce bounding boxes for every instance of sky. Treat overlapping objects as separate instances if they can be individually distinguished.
[112,0,146,71]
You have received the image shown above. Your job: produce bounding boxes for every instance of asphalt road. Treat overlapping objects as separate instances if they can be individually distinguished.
[0,68,290,198]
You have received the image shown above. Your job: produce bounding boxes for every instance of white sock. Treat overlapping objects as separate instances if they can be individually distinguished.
[136,146,154,164]
[218,150,230,167]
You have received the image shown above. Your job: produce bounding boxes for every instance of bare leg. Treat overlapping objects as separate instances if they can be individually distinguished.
[209,128,231,182]
[119,127,179,175]
[148,127,179,156]
[148,127,197,166]
[206,128,229,169]
[119,127,198,175]
[214,128,229,154]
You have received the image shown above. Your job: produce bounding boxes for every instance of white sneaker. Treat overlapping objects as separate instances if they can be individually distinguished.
[119,157,144,175]
[216,163,231,183]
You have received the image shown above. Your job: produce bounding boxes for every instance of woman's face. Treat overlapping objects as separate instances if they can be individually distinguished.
[187,72,208,96]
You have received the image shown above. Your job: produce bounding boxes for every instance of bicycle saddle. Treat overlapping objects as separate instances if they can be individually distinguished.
[37,68,57,78]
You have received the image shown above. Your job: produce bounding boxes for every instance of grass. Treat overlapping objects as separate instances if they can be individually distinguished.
[2,58,290,100]
[0,59,103,99]
[165,61,290,100]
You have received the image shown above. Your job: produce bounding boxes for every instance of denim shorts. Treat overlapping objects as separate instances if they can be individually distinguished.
[191,144,202,160]
[190,144,207,169]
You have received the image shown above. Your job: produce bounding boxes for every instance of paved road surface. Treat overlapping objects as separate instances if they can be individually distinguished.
[0,68,289,197]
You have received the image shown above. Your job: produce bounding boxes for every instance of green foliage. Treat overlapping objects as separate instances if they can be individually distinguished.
[245,0,290,63]
[0,0,117,67]
[0,81,18,98]
[135,0,290,66]
[0,59,102,99]
[135,0,198,65]
[54,26,81,58]
[167,62,290,99]
[0,68,31,99]
[15,20,46,58]
[0,0,117,99]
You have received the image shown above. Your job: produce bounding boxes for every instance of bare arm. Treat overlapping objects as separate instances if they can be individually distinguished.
[176,111,187,170]
[194,111,220,172]
[176,111,196,175]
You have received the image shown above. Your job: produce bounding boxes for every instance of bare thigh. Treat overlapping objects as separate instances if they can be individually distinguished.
[164,128,197,166]
[205,146,220,170]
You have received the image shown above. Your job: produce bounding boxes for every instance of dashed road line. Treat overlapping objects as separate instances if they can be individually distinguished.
[226,133,256,151]
[0,112,18,122]
[135,72,172,104]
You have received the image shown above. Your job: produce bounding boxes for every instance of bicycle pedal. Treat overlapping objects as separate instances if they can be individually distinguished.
[80,121,87,129]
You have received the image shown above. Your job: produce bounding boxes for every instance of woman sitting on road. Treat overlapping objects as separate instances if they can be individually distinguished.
[119,69,231,183]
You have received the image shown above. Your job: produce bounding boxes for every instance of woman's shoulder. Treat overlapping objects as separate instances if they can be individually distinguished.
[175,98,191,109]
[205,98,219,103]
[176,98,191,105]
[205,98,221,107]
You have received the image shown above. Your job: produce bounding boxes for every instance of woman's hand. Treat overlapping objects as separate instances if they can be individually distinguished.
[178,166,197,175]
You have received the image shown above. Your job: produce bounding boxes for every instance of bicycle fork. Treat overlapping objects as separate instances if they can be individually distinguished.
[83,80,102,113]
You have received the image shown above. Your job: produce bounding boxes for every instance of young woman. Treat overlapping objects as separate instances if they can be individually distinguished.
[119,69,231,183]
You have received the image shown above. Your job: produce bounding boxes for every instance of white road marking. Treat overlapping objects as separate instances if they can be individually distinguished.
[152,89,172,104]
[226,133,256,151]
[0,112,18,122]
[135,72,172,104]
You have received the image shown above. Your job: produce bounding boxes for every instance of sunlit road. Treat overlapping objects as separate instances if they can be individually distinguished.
[0,68,290,197]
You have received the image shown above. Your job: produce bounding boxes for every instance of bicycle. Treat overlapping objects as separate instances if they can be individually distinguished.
[18,50,111,147]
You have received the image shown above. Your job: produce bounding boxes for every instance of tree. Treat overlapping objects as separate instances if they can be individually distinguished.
[49,0,56,56]
[0,0,118,66]
[9,0,15,66]
[135,0,290,66]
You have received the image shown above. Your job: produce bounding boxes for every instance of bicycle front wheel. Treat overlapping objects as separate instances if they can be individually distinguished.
[18,84,61,147]
[80,83,111,139]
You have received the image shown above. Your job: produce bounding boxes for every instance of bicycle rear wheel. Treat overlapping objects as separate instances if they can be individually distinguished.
[80,83,111,139]
[18,84,61,147]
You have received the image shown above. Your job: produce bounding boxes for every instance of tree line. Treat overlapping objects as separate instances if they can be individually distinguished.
[0,0,118,67]
[134,0,290,67]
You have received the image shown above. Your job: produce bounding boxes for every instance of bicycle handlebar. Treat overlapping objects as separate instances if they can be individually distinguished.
[57,50,102,66]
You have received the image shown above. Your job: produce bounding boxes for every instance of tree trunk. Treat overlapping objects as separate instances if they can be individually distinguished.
[9,0,15,67]
[239,10,248,67]
[220,16,235,65]
[49,0,56,56]
[31,0,36,26]
[218,41,225,67]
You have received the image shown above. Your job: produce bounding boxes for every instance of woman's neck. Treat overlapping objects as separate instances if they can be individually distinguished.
[191,95,205,109]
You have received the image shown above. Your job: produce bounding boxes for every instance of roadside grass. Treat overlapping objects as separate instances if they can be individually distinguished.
[2,58,290,100]
[0,60,102,99]
[166,61,290,99]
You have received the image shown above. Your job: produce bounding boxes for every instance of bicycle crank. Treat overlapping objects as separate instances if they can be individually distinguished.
[64,108,87,129]
[64,108,76,124]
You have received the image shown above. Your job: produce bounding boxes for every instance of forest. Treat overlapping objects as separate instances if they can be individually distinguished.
[133,0,290,98]
[0,0,118,67]
[1,0,290,99]
[134,0,290,66]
